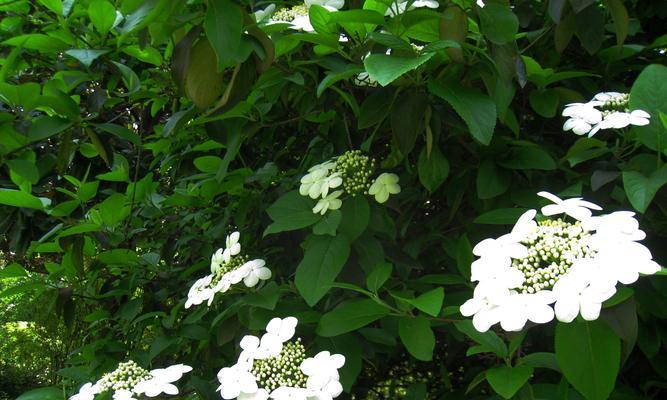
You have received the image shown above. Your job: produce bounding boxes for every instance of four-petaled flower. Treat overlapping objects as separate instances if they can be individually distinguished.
[313,190,343,214]
[368,173,401,203]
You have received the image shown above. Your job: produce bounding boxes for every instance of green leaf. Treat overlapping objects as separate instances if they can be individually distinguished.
[418,146,449,192]
[309,5,337,36]
[98,193,129,227]
[499,146,557,170]
[121,45,163,66]
[317,298,390,336]
[555,320,620,400]
[16,387,63,400]
[28,116,73,143]
[366,262,392,292]
[456,234,472,280]
[455,320,508,358]
[111,61,141,93]
[264,191,322,235]
[194,155,223,173]
[96,154,130,182]
[204,0,243,68]
[364,53,434,87]
[529,88,559,117]
[409,287,444,317]
[88,0,116,35]
[7,159,39,184]
[476,160,511,199]
[575,5,605,54]
[391,90,428,156]
[313,210,342,236]
[486,365,534,399]
[622,165,667,213]
[37,0,63,15]
[428,79,496,145]
[606,0,629,46]
[399,315,435,361]
[0,262,28,278]
[630,64,667,152]
[65,49,110,68]
[479,3,519,44]
[295,235,351,306]
[2,34,69,53]
[184,37,225,109]
[0,189,48,210]
[338,195,370,241]
[520,352,561,372]
[439,6,468,63]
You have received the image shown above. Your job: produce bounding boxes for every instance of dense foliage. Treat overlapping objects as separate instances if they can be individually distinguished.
[1,0,667,399]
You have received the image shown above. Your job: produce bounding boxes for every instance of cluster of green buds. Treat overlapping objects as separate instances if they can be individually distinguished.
[251,338,308,393]
[601,93,630,112]
[211,254,248,285]
[272,4,308,22]
[334,150,376,196]
[96,360,151,392]
[513,219,596,293]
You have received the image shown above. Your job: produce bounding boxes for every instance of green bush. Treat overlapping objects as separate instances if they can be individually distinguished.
[0,0,666,399]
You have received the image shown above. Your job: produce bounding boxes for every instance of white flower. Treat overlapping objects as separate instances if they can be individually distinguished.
[222,231,241,262]
[368,173,401,203]
[562,103,603,135]
[211,248,225,273]
[133,364,192,397]
[301,351,345,398]
[243,259,272,287]
[269,387,311,400]
[300,166,343,199]
[313,190,343,215]
[113,389,137,400]
[291,15,315,32]
[476,0,485,7]
[70,382,101,400]
[185,274,214,309]
[240,389,270,400]
[588,110,651,137]
[552,261,616,322]
[496,291,556,331]
[218,364,259,400]
[385,0,439,16]
[537,191,602,221]
[305,0,344,10]
[462,192,659,331]
[255,4,276,22]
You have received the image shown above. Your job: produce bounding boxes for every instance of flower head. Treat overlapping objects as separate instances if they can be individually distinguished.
[217,317,345,400]
[562,92,651,137]
[368,173,401,203]
[313,191,343,215]
[461,192,660,332]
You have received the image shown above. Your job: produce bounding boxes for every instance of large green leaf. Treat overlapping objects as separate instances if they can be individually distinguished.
[204,0,243,68]
[622,165,667,213]
[338,195,370,241]
[391,90,428,156]
[16,387,63,400]
[295,235,351,306]
[88,0,116,35]
[264,191,322,235]
[428,79,496,145]
[455,320,507,358]
[65,49,110,68]
[476,160,511,199]
[0,189,48,209]
[27,116,73,143]
[499,146,557,170]
[555,320,620,400]
[418,146,449,192]
[486,365,534,399]
[479,3,519,44]
[317,298,389,336]
[399,315,435,361]
[364,53,434,87]
[630,64,667,152]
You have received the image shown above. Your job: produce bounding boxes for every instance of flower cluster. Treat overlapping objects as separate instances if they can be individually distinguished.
[217,317,346,400]
[254,1,344,32]
[299,150,401,214]
[185,231,271,308]
[460,191,660,332]
[562,92,650,137]
[69,361,192,400]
